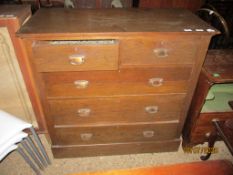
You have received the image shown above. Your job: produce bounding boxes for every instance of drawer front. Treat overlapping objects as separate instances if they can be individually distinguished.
[196,113,233,127]
[44,68,191,98]
[52,139,181,158]
[191,112,233,142]
[49,94,185,125]
[52,122,179,145]
[120,37,199,66]
[31,40,119,72]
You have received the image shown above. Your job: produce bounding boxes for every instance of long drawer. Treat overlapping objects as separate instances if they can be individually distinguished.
[120,37,199,66]
[31,40,119,72]
[48,94,185,125]
[52,122,179,145]
[52,139,181,158]
[43,67,191,98]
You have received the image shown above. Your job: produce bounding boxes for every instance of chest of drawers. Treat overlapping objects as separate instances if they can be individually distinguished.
[17,8,217,158]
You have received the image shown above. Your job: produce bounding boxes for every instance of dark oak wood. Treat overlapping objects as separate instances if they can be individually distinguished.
[48,94,185,125]
[18,9,217,157]
[183,49,233,146]
[200,97,233,160]
[17,8,218,38]
[52,121,179,145]
[46,81,188,99]
[0,5,31,25]
[202,50,233,83]
[52,139,181,158]
[200,130,218,161]
[198,92,233,160]
[120,36,200,66]
[43,67,191,98]
[43,67,192,82]
[200,119,233,161]
[32,40,119,72]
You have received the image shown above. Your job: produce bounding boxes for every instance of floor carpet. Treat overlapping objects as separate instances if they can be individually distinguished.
[0,135,232,175]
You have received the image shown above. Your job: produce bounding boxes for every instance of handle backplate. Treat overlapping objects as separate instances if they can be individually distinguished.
[143,130,154,138]
[145,106,159,114]
[148,78,163,87]
[77,108,91,117]
[153,48,168,58]
[69,54,85,65]
[74,80,89,89]
[80,133,93,141]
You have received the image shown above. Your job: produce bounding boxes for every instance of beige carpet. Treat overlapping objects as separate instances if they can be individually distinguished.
[0,135,232,175]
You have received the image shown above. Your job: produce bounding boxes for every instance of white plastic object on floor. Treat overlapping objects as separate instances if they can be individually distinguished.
[0,110,50,165]
[0,132,28,155]
[0,110,31,146]
[0,144,18,161]
[0,110,49,175]
[111,0,123,8]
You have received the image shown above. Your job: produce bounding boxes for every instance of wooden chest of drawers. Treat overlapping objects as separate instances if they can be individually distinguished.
[17,8,217,158]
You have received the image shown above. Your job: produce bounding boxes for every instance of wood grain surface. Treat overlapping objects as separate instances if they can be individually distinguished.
[120,37,199,66]
[52,139,181,158]
[32,40,119,72]
[43,68,190,98]
[48,94,185,125]
[17,8,217,38]
[18,9,217,157]
[52,122,179,145]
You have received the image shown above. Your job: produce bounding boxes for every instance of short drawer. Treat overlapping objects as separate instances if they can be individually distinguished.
[49,94,185,125]
[196,112,233,127]
[191,112,233,140]
[31,40,119,72]
[120,37,199,66]
[43,67,191,98]
[52,122,179,145]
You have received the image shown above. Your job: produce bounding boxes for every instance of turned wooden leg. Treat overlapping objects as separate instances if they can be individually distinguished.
[200,131,218,161]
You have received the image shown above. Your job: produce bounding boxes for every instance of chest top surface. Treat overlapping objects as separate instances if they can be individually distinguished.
[17,8,217,38]
[0,5,31,25]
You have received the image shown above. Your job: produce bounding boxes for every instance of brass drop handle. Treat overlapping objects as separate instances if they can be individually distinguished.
[143,130,154,138]
[153,48,168,58]
[148,78,163,87]
[80,133,93,141]
[145,106,159,114]
[74,80,89,89]
[77,108,91,117]
[69,54,85,65]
